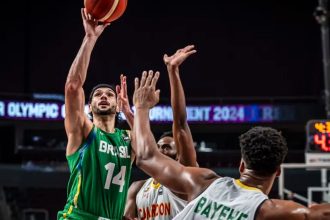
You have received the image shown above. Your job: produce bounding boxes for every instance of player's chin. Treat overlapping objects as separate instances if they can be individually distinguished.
[95,108,113,116]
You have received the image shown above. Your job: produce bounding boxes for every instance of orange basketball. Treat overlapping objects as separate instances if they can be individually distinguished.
[84,0,128,23]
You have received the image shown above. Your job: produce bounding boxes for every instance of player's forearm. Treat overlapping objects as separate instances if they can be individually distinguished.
[123,108,134,129]
[134,108,158,163]
[307,203,330,220]
[167,65,187,126]
[66,36,98,87]
[175,127,198,166]
[123,202,138,220]
[168,65,197,166]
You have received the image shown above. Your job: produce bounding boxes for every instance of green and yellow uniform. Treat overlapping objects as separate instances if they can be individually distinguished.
[58,126,132,220]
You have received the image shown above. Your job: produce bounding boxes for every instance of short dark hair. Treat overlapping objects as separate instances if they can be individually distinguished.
[159,131,173,140]
[239,126,288,176]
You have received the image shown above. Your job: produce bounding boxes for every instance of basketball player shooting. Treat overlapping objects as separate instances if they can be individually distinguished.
[57,9,135,220]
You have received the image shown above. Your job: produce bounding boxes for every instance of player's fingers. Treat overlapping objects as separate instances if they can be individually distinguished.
[140,71,148,87]
[120,74,123,83]
[134,77,139,91]
[145,70,154,86]
[186,50,197,57]
[116,85,121,95]
[104,22,111,28]
[123,76,127,97]
[81,8,87,20]
[151,71,160,88]
[87,13,92,21]
[155,89,161,102]
[183,45,195,52]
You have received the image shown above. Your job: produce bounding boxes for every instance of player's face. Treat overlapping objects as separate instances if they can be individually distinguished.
[157,136,177,160]
[90,88,117,116]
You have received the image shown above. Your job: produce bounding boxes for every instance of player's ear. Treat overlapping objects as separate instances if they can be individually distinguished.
[275,167,281,177]
[239,159,245,173]
[88,104,93,120]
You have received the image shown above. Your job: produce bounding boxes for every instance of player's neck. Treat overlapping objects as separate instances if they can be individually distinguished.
[239,171,276,195]
[93,115,116,133]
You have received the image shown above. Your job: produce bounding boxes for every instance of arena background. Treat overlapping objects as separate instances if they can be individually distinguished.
[0,0,329,219]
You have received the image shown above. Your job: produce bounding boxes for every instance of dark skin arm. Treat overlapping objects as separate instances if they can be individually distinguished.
[132,71,219,201]
[123,180,146,220]
[164,45,198,167]
[307,203,330,219]
[65,9,109,156]
[257,199,330,220]
[125,46,198,214]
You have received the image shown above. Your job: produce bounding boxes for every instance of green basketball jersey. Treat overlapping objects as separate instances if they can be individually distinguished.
[57,126,132,220]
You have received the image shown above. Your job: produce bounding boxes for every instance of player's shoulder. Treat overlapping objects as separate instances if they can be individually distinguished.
[187,166,219,180]
[186,167,220,200]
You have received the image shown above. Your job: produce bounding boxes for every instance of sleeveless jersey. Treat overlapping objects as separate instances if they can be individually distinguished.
[173,177,268,220]
[136,178,187,220]
[58,126,132,220]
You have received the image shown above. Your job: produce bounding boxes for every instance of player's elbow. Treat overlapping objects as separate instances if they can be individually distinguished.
[135,156,146,168]
[135,144,156,168]
[135,150,151,167]
[65,79,83,95]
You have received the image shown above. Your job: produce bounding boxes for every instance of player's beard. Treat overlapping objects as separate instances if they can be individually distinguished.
[92,105,116,116]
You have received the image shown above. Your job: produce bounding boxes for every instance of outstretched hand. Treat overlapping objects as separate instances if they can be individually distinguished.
[133,70,160,109]
[81,8,110,38]
[163,45,197,68]
[116,74,131,113]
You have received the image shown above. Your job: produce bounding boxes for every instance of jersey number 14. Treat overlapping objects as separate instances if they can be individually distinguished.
[104,162,126,192]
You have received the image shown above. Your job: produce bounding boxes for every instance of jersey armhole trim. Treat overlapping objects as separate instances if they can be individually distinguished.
[76,126,97,170]
[254,199,268,220]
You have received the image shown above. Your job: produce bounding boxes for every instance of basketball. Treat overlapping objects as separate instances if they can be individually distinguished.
[84,0,128,23]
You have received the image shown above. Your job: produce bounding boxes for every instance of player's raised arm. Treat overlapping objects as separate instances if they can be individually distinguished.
[132,70,218,199]
[65,8,109,155]
[164,45,198,167]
